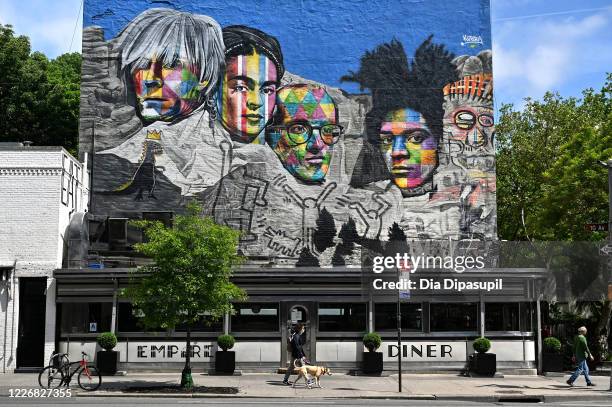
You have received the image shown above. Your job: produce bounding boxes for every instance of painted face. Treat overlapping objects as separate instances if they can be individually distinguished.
[267,85,340,183]
[218,51,278,143]
[132,59,203,123]
[446,106,494,148]
[379,108,438,191]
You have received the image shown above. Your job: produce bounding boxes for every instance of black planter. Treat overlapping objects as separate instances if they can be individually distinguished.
[96,350,118,375]
[215,350,235,374]
[362,351,383,374]
[542,353,564,372]
[470,352,496,376]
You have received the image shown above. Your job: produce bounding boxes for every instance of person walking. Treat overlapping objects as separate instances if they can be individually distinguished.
[566,326,596,387]
[283,323,310,385]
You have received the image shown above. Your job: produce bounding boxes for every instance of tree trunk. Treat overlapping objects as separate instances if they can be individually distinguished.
[595,300,611,360]
[181,324,193,388]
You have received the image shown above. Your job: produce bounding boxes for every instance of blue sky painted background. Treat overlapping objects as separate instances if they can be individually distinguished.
[1,0,611,110]
[81,0,492,95]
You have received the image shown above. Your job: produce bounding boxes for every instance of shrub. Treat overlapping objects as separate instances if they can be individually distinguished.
[473,337,491,354]
[217,334,235,351]
[96,332,117,351]
[362,332,382,352]
[543,337,562,354]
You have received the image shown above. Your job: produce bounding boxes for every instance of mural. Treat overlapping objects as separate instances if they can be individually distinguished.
[81,0,496,265]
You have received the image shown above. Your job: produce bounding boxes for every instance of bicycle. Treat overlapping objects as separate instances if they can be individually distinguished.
[38,352,102,391]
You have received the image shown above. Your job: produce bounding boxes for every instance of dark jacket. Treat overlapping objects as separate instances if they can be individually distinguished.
[290,331,306,359]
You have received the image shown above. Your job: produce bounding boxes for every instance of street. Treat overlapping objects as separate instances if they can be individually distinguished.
[1,397,612,407]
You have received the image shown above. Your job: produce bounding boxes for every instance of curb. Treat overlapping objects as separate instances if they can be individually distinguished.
[72,391,612,400]
[74,391,436,399]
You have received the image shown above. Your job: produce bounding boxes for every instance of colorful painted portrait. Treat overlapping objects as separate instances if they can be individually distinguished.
[378,107,438,190]
[116,8,224,124]
[443,73,494,149]
[266,85,341,183]
[344,38,458,196]
[217,25,285,144]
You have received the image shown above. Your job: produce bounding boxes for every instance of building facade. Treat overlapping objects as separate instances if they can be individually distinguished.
[0,145,88,372]
[48,0,542,372]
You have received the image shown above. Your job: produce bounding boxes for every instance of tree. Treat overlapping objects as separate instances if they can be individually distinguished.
[0,24,81,155]
[496,75,611,242]
[296,247,320,267]
[313,207,336,253]
[496,73,612,362]
[123,203,246,388]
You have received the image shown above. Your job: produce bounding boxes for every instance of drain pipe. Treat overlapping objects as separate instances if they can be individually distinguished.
[2,260,16,373]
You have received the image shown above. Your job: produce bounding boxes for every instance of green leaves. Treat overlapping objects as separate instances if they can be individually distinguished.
[0,24,80,155]
[123,203,246,331]
[497,74,612,241]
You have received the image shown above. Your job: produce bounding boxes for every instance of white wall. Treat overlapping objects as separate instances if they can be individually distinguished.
[0,148,89,372]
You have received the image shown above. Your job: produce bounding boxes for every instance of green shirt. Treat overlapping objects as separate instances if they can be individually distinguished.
[573,334,591,361]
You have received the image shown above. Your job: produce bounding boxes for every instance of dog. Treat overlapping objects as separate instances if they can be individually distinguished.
[291,359,332,388]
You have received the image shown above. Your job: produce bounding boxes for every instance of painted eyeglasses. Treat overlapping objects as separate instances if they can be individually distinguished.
[268,122,342,146]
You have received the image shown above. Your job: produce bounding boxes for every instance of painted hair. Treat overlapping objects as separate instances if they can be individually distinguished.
[222,25,285,81]
[116,8,225,97]
[342,37,458,186]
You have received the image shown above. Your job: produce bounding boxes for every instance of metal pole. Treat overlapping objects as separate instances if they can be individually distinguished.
[536,293,542,374]
[397,267,402,393]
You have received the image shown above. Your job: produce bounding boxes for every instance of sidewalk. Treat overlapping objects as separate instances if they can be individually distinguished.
[0,372,610,401]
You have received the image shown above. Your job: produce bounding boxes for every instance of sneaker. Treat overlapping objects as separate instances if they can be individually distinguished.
[282,380,291,386]
[566,380,573,386]
[587,383,596,387]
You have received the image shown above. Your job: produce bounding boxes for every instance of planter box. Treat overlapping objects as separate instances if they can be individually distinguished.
[362,352,383,374]
[96,351,118,375]
[215,351,235,374]
[542,353,564,372]
[470,352,496,376]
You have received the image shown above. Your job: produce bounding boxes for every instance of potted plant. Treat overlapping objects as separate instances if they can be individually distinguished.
[96,332,118,375]
[362,332,383,374]
[215,334,236,374]
[542,337,563,372]
[469,337,496,376]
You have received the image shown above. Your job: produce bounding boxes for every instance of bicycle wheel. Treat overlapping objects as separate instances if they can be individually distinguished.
[38,365,64,388]
[77,366,101,391]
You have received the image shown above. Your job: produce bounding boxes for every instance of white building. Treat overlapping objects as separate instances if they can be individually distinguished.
[0,144,89,372]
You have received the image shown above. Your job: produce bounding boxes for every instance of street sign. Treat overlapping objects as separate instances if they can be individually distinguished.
[585,223,608,232]
[600,245,612,256]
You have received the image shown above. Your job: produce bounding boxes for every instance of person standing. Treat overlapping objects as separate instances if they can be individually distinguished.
[567,326,596,387]
[283,323,310,385]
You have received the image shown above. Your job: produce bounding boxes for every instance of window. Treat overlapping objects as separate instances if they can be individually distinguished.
[485,303,520,331]
[375,303,422,331]
[231,303,279,332]
[117,303,165,332]
[60,303,112,334]
[176,313,223,332]
[430,303,477,331]
[318,303,366,332]
[519,302,536,332]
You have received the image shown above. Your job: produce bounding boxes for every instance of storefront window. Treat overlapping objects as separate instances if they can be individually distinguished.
[231,303,279,332]
[318,303,367,332]
[430,303,477,331]
[485,303,520,331]
[60,303,112,334]
[176,313,223,332]
[519,302,536,332]
[117,302,165,332]
[375,303,422,331]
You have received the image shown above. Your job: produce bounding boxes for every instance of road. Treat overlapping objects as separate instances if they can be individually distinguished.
[1,397,612,407]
